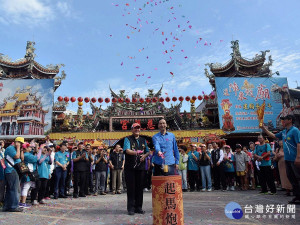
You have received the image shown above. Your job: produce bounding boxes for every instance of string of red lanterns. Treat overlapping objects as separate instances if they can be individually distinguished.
[57,94,216,103]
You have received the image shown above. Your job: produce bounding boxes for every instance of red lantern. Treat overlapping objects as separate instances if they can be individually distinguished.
[84,97,90,103]
[210,95,216,100]
[159,97,164,102]
[132,97,137,103]
[78,97,83,102]
[91,97,97,103]
[192,96,197,101]
[139,98,144,103]
[198,95,203,100]
[185,96,190,101]
[71,97,76,102]
[146,97,151,103]
[64,97,69,102]
[179,96,184,101]
[204,95,209,100]
[118,98,124,103]
[166,97,171,102]
[105,98,110,103]
[112,97,117,103]
[172,97,177,102]
[57,96,63,102]
[98,97,103,103]
[125,98,130,103]
[152,97,158,103]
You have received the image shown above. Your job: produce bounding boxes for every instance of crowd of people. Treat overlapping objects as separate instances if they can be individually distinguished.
[0,116,299,214]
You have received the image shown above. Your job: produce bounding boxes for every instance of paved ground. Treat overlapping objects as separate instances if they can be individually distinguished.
[0,189,299,225]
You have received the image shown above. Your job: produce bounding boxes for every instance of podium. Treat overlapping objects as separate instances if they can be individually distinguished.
[152,175,184,225]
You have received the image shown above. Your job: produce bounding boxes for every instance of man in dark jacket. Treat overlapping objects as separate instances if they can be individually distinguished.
[109,145,125,194]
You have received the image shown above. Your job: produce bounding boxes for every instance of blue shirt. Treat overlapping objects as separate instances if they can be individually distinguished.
[38,155,50,179]
[55,151,68,167]
[224,154,235,173]
[275,126,300,162]
[254,144,272,167]
[187,151,199,170]
[4,145,21,174]
[152,132,180,165]
[23,152,38,182]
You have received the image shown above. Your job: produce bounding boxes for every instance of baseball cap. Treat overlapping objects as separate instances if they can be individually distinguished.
[15,137,24,144]
[224,145,230,149]
[190,144,197,147]
[131,123,141,129]
[48,143,54,148]
[22,142,30,149]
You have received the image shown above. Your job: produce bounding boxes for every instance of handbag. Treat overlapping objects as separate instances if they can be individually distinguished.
[5,157,30,177]
[28,164,39,182]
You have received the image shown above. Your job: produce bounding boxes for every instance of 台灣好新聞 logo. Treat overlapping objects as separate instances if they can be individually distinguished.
[225,202,243,219]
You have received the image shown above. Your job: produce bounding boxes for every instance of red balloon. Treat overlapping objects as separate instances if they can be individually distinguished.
[105,98,110,103]
[179,96,184,101]
[210,95,216,100]
[84,97,90,103]
[146,97,151,103]
[192,96,197,101]
[125,98,130,103]
[98,97,103,103]
[112,97,117,103]
[57,96,63,102]
[204,95,209,100]
[139,98,145,103]
[165,97,171,102]
[198,95,203,101]
[132,97,137,103]
[78,97,83,102]
[118,98,124,103]
[159,97,164,102]
[91,97,97,103]
[152,97,158,103]
[185,96,190,101]
[71,97,76,102]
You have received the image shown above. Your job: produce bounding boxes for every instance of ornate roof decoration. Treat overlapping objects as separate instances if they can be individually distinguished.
[0,41,66,91]
[205,40,274,89]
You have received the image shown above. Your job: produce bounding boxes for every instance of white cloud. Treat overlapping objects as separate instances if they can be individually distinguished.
[0,0,54,26]
[56,1,72,17]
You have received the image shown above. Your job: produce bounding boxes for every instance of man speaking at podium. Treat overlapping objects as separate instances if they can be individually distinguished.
[152,119,180,176]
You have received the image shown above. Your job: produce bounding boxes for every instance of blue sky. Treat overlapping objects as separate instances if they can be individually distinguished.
[0,0,300,113]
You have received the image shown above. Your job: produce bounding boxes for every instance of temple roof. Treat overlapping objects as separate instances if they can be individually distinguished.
[0,41,66,91]
[205,40,274,89]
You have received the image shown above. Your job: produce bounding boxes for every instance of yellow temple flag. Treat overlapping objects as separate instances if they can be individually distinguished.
[256,100,266,127]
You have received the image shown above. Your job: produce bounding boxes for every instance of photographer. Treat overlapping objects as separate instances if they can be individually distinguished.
[72,142,89,198]
[3,137,23,212]
[54,141,69,199]
[94,147,108,195]
[20,143,38,207]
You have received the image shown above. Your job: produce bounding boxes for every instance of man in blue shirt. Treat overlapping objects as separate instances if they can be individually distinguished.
[262,114,300,204]
[152,119,180,176]
[3,137,23,212]
[254,135,276,194]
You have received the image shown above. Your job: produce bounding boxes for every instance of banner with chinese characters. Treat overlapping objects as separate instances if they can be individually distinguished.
[215,77,291,133]
[152,175,184,225]
[0,79,54,139]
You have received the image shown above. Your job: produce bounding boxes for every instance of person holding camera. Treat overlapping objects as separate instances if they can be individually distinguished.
[3,137,23,212]
[72,142,89,198]
[94,147,108,195]
[20,142,38,207]
[54,142,69,199]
